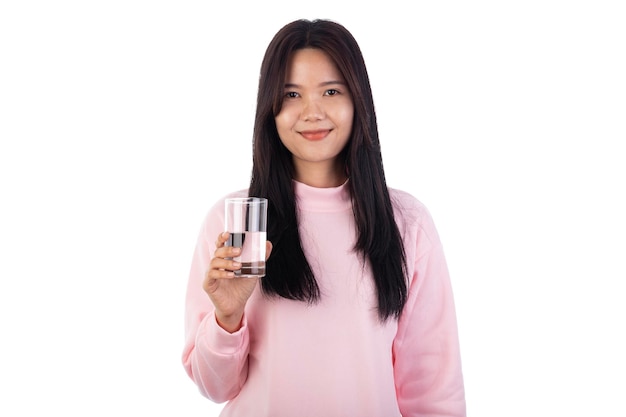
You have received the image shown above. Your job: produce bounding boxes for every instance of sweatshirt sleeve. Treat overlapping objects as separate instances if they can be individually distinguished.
[393,208,466,417]
[181,202,250,403]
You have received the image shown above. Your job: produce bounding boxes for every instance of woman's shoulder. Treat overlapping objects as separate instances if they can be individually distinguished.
[388,187,429,216]
[388,187,440,238]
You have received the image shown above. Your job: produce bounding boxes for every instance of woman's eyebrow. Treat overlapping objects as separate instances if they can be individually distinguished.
[319,80,346,87]
[284,80,346,88]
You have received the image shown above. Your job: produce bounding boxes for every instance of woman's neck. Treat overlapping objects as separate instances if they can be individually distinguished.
[292,160,347,188]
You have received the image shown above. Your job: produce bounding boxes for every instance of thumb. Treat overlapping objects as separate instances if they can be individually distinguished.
[265,241,273,261]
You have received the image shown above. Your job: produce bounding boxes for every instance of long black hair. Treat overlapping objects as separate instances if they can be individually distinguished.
[249,19,408,321]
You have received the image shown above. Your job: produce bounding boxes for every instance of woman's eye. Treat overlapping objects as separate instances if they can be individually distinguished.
[325,89,339,96]
[285,91,299,98]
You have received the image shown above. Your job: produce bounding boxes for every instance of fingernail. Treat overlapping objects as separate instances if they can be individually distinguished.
[232,247,241,254]
[232,262,241,268]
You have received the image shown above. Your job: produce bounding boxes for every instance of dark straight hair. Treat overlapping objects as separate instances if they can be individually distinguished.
[249,19,408,321]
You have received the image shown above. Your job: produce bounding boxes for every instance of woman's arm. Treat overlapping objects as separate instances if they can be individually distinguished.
[181,205,251,402]
[393,209,466,417]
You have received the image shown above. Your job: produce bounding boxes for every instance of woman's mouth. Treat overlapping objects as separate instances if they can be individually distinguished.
[299,129,331,141]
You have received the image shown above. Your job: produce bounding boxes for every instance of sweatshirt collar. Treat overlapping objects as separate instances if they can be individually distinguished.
[293,179,352,212]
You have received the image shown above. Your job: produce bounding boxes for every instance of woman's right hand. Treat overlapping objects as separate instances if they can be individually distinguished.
[203,232,272,333]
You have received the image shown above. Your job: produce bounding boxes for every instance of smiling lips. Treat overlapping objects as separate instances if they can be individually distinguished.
[299,129,331,141]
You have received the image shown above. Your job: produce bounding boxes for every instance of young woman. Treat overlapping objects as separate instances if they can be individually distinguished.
[182,19,466,417]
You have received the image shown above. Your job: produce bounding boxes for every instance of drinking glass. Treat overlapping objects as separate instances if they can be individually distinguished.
[224,197,268,277]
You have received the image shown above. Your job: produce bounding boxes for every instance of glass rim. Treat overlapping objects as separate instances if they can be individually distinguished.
[225,197,267,204]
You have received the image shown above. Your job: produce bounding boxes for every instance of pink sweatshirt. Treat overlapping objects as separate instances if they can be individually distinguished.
[182,180,466,416]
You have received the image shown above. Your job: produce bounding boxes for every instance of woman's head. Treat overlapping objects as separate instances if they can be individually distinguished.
[253,19,380,186]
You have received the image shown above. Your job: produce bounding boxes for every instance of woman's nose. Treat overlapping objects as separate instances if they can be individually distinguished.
[301,98,324,121]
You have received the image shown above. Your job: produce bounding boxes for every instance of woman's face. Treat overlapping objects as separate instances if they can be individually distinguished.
[275,48,354,184]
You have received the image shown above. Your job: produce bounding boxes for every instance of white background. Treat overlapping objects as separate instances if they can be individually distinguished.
[1,1,624,416]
